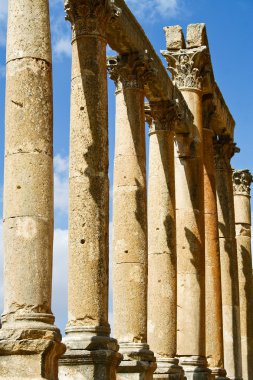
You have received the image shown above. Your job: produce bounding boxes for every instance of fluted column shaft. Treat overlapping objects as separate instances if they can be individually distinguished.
[214,137,242,380]
[108,54,156,379]
[203,128,226,378]
[146,101,183,379]
[59,2,121,379]
[0,0,65,378]
[233,170,253,380]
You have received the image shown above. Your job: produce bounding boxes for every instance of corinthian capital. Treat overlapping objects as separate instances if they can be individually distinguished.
[65,0,121,38]
[107,52,157,90]
[213,135,240,171]
[233,170,253,196]
[162,47,206,91]
[145,100,176,133]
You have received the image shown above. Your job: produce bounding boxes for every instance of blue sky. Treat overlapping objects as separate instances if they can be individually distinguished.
[0,0,252,335]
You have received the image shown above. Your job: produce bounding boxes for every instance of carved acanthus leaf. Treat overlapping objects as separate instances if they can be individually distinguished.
[233,170,253,196]
[162,47,207,90]
[65,0,121,37]
[107,52,157,90]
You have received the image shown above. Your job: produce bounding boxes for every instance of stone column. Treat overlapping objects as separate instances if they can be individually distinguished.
[214,136,242,380]
[233,169,253,380]
[108,54,156,379]
[203,125,227,379]
[145,101,183,380]
[162,26,211,379]
[58,1,122,379]
[0,0,65,378]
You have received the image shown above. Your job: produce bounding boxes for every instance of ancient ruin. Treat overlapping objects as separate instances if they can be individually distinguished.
[0,0,252,379]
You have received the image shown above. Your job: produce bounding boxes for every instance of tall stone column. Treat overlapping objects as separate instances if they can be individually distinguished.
[233,169,253,380]
[0,0,65,378]
[108,54,156,379]
[214,136,242,380]
[203,125,227,379]
[145,101,183,380]
[58,1,122,379]
[162,25,211,380]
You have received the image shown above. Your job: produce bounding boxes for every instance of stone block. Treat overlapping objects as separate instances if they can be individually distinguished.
[163,26,185,50]
[186,24,208,48]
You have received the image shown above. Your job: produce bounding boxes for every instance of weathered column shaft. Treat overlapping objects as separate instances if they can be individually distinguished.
[113,84,147,344]
[203,128,225,378]
[146,101,182,380]
[0,0,65,378]
[175,89,205,357]
[59,2,121,379]
[162,24,212,378]
[214,137,242,380]
[233,170,253,380]
[108,54,156,379]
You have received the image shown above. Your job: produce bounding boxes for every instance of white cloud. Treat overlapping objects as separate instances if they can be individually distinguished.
[54,37,72,58]
[54,155,69,216]
[126,0,182,20]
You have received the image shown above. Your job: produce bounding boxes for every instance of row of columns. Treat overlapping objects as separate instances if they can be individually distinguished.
[0,1,253,380]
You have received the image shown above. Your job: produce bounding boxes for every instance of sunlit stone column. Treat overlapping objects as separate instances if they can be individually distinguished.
[162,24,211,380]
[0,0,65,378]
[59,2,122,379]
[108,54,156,379]
[145,101,183,380]
[203,125,227,379]
[233,169,253,380]
[214,136,242,380]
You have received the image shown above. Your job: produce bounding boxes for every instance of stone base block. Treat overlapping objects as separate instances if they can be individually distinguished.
[179,356,212,380]
[59,328,122,380]
[0,328,65,380]
[59,349,122,380]
[210,367,230,380]
[117,343,156,380]
[153,358,184,380]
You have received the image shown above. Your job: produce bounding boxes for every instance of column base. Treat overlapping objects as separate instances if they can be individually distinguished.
[178,356,212,380]
[0,323,65,380]
[59,326,122,380]
[153,357,184,379]
[210,367,230,379]
[117,342,157,380]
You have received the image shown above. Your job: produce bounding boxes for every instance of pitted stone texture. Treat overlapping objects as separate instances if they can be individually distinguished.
[67,31,110,331]
[186,23,208,48]
[6,0,52,62]
[3,216,53,320]
[148,127,177,360]
[175,85,206,364]
[5,58,53,156]
[163,26,185,50]
[113,79,148,345]
[4,154,53,220]
[0,330,65,380]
